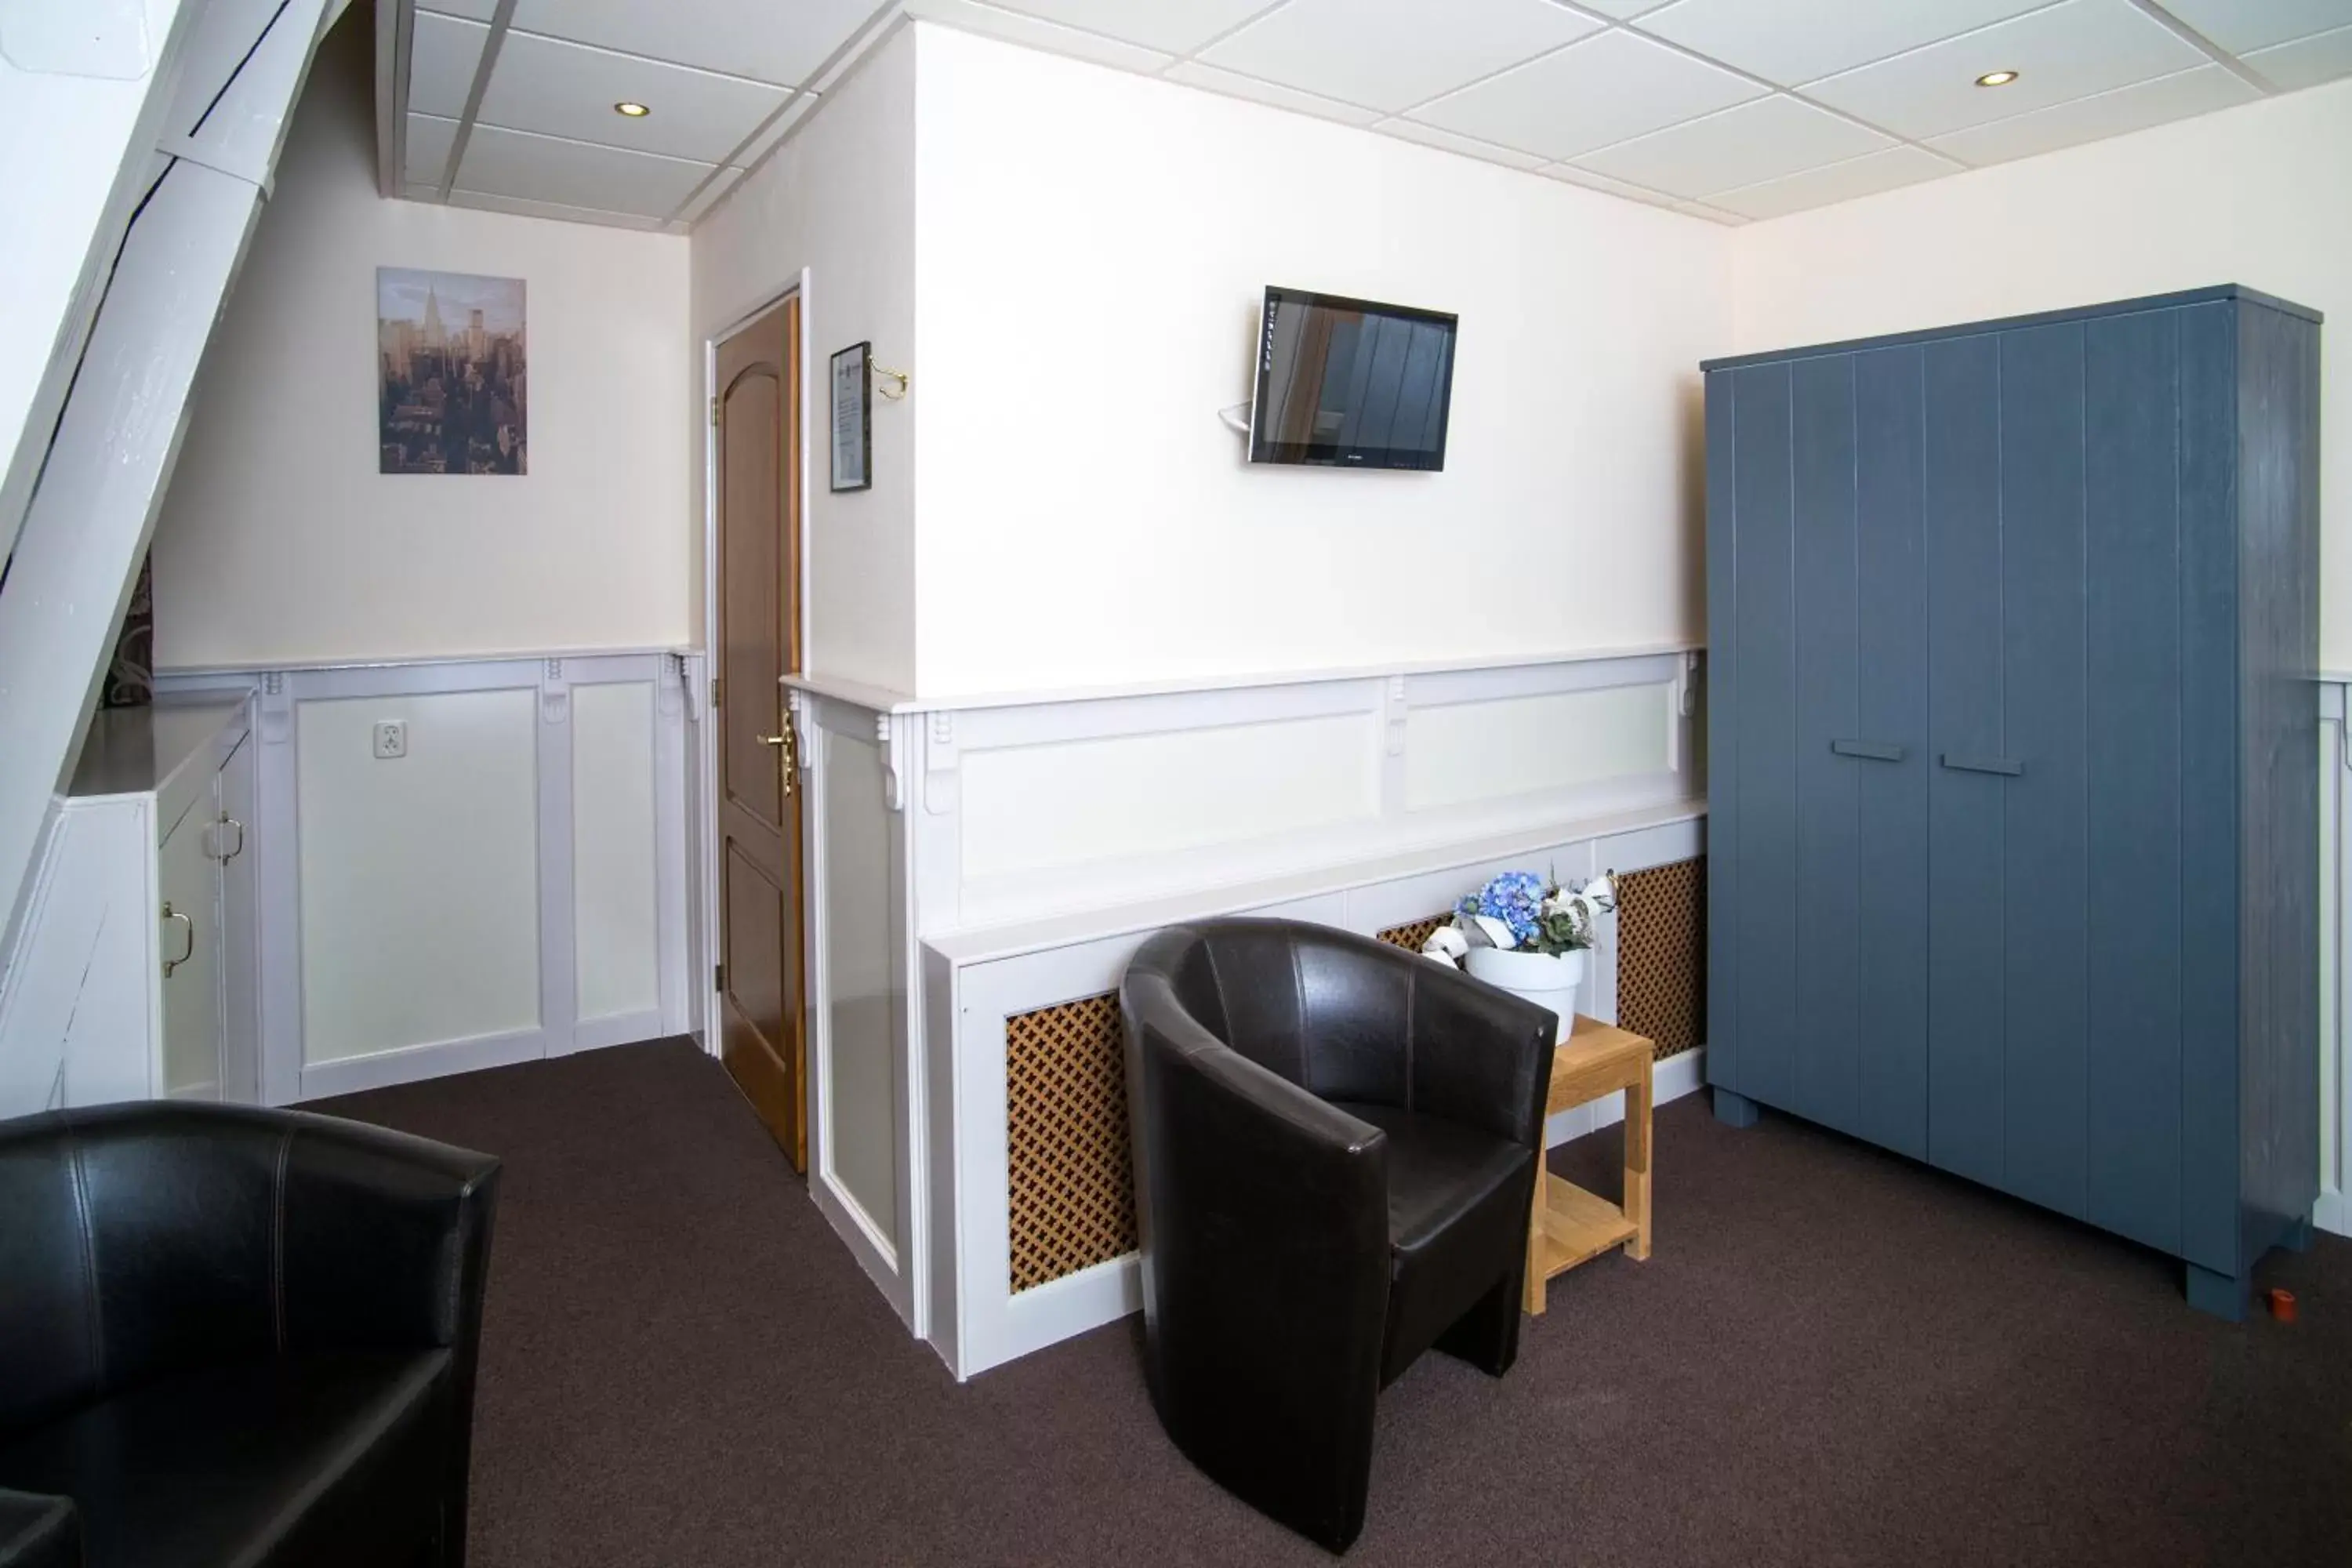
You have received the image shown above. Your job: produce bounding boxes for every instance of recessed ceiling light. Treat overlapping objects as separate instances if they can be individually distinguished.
[1974,70,2019,87]
[614,101,651,117]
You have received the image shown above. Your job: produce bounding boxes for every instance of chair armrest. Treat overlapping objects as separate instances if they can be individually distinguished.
[1123,981,1392,1508]
[0,1490,78,1568]
[1124,980,1390,1348]
[279,1112,501,1358]
[1408,956,1556,1150]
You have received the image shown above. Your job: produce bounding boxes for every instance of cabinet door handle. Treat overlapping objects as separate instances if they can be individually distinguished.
[162,903,195,977]
[211,816,245,863]
[1940,753,2024,777]
[1829,739,1905,762]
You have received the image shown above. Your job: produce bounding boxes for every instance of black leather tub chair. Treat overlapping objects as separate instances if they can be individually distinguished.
[1122,918,1556,1552]
[0,1102,500,1568]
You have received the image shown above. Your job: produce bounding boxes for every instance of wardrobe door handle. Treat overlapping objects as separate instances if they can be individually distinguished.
[1829,739,1905,762]
[1940,753,2024,777]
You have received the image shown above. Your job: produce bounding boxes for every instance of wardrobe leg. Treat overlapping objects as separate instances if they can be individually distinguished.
[1712,1088,1760,1129]
[2280,1214,2314,1254]
[2184,1262,2248,1323]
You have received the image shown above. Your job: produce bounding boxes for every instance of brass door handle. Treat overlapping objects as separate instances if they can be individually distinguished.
[760,732,797,797]
[162,904,195,977]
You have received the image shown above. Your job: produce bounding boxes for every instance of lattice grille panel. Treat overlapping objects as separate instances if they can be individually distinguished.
[1377,914,1450,953]
[1005,992,1135,1294]
[1617,858,1706,1059]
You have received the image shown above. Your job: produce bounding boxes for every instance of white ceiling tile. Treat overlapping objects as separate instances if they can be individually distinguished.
[1375,118,1552,171]
[1706,143,1958,219]
[419,0,498,21]
[1411,29,1764,160]
[447,187,672,230]
[1199,0,1599,114]
[409,11,488,120]
[1540,162,1684,208]
[1637,0,2052,87]
[1575,94,1892,198]
[2242,21,2352,89]
[2150,0,2352,54]
[974,0,1280,54]
[506,0,887,87]
[1929,63,2257,163]
[479,31,789,165]
[456,123,716,219]
[902,0,1176,73]
[1806,0,2205,140]
[1161,61,1383,126]
[404,111,459,187]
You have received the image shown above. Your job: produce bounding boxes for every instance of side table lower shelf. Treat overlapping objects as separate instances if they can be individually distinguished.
[1525,1015,1654,1316]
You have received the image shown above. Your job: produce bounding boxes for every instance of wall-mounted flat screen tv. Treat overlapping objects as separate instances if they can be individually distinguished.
[1249,286,1457,471]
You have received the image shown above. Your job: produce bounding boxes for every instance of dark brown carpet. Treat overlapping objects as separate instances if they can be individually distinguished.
[314,1038,2352,1567]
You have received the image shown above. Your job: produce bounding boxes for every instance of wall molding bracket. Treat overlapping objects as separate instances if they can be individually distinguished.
[880,712,906,812]
[539,658,569,725]
[924,711,959,816]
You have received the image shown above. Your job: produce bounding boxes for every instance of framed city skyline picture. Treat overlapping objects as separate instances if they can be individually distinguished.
[378,267,528,475]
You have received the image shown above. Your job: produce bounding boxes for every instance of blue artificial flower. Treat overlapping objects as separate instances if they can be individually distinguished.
[1459,870,1548,946]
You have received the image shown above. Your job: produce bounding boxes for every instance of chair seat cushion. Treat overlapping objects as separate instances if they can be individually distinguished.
[1330,1102,1534,1384]
[0,1351,451,1568]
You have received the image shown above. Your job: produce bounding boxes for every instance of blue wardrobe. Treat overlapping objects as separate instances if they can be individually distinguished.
[1701,286,2321,1319]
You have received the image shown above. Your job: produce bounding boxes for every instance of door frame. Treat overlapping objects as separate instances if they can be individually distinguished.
[697,270,813,1076]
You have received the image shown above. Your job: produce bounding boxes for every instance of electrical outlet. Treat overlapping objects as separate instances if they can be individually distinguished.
[372,720,408,760]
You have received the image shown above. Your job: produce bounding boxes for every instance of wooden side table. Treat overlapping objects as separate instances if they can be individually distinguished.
[1524,1015,1653,1315]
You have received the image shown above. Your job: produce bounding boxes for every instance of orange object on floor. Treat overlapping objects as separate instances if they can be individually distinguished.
[2269,1287,2298,1323]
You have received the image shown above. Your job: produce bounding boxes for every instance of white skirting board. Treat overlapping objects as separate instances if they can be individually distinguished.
[984,1048,1711,1379]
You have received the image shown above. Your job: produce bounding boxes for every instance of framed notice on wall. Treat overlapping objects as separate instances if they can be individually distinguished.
[829,342,871,492]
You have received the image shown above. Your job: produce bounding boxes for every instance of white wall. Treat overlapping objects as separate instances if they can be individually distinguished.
[691,24,919,695]
[149,10,694,670]
[909,25,1730,699]
[1731,78,2352,669]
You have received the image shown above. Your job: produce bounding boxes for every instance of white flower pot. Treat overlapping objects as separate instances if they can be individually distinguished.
[1464,945,1586,1023]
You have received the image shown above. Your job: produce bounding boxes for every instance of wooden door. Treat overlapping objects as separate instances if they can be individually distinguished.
[715,298,808,1170]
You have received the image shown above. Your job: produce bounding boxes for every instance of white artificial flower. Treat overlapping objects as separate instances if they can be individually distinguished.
[1466,913,1519,951]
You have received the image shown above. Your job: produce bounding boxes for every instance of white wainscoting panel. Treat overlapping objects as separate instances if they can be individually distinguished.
[161,651,697,1103]
[825,727,900,1246]
[296,687,543,1065]
[573,680,661,1024]
[778,651,1704,1381]
[797,691,924,1334]
[899,650,1699,935]
[1405,681,1674,811]
[960,710,1382,881]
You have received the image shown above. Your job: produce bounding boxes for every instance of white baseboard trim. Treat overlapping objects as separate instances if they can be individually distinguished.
[976,1251,1142,1381]
[2318,1190,2347,1240]
[565,1009,667,1056]
[814,1170,915,1330]
[296,1026,549,1101]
